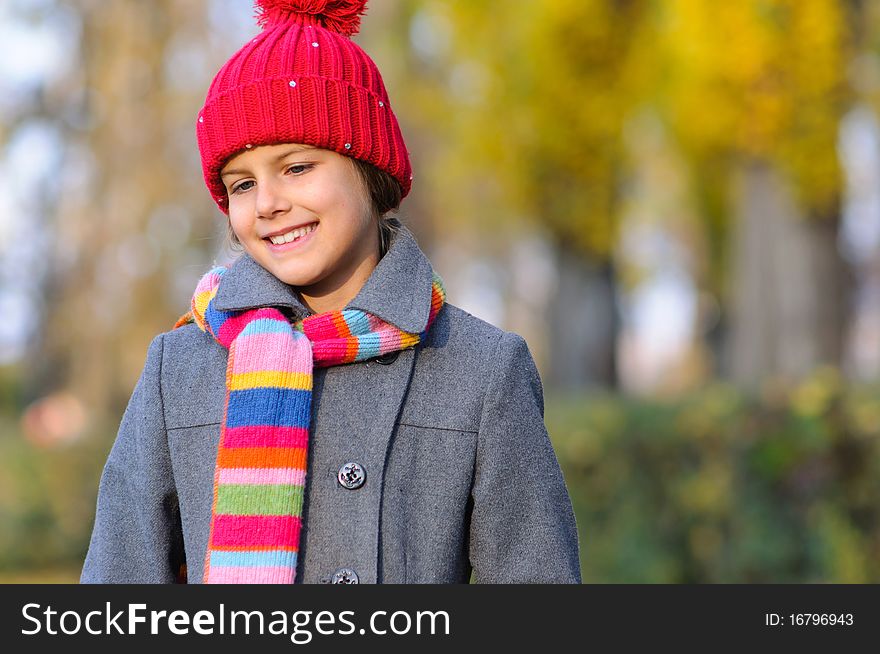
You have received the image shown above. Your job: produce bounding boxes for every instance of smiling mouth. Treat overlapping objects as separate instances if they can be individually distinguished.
[263,222,318,245]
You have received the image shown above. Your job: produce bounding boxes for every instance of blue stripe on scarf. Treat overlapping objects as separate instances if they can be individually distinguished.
[226,388,311,428]
[205,303,234,337]
[357,332,381,359]
[240,317,296,336]
[341,309,370,333]
[210,550,298,568]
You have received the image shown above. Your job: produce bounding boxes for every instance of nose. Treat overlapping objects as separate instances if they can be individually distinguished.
[254,177,291,219]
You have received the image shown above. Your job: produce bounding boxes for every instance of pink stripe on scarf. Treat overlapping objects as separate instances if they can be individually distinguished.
[231,332,310,373]
[222,425,309,449]
[218,467,307,486]
[211,515,302,548]
[207,565,295,584]
[379,328,403,349]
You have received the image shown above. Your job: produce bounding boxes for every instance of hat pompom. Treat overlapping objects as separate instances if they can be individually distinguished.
[254,0,368,36]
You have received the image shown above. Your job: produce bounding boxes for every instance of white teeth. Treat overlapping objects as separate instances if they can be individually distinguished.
[268,223,316,245]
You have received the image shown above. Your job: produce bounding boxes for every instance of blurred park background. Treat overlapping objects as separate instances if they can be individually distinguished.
[3,0,880,582]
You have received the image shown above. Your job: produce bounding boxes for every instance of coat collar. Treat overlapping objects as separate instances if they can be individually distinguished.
[212,225,436,334]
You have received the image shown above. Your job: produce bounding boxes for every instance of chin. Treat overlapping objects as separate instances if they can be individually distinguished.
[265,261,323,288]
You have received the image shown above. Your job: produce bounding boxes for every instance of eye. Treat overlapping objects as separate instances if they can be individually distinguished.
[230,179,254,194]
[286,163,313,175]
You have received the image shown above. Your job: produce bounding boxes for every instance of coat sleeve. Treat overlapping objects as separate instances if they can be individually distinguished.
[468,331,582,583]
[80,333,186,583]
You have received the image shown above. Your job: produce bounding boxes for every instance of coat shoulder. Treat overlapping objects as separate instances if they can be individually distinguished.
[158,321,217,354]
[428,302,535,366]
[151,322,228,429]
[405,302,535,432]
[427,302,507,357]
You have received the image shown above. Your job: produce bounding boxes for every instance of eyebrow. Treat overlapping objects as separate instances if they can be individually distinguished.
[220,146,316,178]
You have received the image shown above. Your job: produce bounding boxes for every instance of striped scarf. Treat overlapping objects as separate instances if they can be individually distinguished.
[175,265,446,583]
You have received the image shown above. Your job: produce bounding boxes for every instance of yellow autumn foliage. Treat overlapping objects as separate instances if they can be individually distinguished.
[402,0,648,257]
[397,0,853,258]
[658,0,849,216]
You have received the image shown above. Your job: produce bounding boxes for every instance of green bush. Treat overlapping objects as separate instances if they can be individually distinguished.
[548,369,880,582]
[0,415,109,577]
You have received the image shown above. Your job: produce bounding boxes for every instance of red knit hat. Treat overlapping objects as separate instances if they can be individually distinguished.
[197,0,412,214]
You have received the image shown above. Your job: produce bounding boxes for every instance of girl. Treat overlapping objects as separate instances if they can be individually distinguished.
[81,0,581,584]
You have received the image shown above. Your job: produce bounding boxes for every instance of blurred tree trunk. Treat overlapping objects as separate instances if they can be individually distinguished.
[547,245,618,389]
[28,0,214,415]
[726,161,852,388]
[37,0,164,411]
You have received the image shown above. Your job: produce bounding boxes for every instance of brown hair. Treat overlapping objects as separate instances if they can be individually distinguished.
[224,156,403,258]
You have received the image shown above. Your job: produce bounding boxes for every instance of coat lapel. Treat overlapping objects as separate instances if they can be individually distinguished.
[345,227,435,333]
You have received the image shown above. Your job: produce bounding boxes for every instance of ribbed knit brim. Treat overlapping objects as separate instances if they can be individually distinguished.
[197,20,412,214]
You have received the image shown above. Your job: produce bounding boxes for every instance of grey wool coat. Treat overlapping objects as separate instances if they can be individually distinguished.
[81,226,581,584]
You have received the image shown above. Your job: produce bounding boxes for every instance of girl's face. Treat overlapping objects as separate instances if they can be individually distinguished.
[221,143,378,308]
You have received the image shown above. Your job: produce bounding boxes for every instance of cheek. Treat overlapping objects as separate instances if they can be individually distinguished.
[228,211,251,238]
[340,185,372,226]
[321,192,365,230]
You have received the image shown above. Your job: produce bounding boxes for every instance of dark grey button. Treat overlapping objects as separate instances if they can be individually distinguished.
[376,351,399,365]
[337,462,366,489]
[331,568,359,584]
